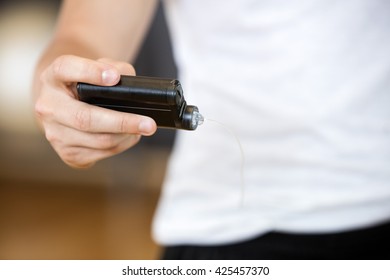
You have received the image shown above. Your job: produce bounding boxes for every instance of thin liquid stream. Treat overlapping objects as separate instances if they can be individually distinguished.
[204,118,246,207]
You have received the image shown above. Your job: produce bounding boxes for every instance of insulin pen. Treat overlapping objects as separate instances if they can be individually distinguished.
[76,75,204,130]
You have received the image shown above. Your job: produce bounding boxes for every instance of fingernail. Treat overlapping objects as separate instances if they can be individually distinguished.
[102,69,119,84]
[138,119,155,135]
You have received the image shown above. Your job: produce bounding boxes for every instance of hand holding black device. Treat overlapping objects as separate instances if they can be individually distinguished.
[77,75,203,130]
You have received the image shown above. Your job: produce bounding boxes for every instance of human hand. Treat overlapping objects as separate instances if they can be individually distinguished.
[34,55,157,168]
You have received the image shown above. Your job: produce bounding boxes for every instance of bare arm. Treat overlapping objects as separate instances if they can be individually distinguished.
[34,0,157,79]
[33,0,158,168]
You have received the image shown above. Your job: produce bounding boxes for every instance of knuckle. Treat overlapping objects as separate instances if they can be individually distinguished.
[34,98,51,119]
[34,99,45,119]
[107,145,122,155]
[61,148,93,169]
[44,129,58,144]
[110,134,140,154]
[59,148,75,165]
[74,108,92,131]
[118,116,130,133]
[51,55,68,78]
[97,134,116,150]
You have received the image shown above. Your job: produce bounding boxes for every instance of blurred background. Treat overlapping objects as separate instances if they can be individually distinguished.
[0,0,177,259]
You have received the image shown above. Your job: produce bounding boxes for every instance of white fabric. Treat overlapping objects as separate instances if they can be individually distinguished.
[153,0,390,245]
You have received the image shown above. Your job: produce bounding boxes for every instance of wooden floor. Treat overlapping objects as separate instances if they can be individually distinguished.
[0,129,174,260]
[0,183,161,259]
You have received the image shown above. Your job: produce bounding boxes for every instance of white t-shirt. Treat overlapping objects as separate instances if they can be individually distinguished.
[153,0,390,245]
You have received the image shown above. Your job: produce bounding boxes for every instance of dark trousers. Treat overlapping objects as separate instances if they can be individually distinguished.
[162,220,390,260]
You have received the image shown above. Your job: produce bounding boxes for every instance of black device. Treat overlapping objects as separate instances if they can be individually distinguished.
[77,75,203,130]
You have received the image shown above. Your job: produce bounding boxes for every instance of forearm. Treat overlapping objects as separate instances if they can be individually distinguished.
[33,0,158,101]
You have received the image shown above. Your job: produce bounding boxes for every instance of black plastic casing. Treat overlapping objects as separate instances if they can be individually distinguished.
[77,75,200,130]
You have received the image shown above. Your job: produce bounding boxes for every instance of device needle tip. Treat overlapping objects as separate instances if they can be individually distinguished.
[193,111,204,127]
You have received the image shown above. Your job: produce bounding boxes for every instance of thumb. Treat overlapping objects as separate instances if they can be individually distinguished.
[46,55,120,87]
[101,68,120,85]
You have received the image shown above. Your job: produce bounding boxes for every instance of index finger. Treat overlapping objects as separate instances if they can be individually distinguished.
[60,96,157,135]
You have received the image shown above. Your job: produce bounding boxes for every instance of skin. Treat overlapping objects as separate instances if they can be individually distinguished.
[33,0,158,168]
